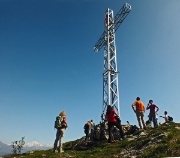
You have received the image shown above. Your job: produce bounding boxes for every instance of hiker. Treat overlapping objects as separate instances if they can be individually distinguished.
[106,105,124,143]
[53,111,68,153]
[90,120,95,141]
[160,111,173,122]
[84,121,91,142]
[99,121,106,140]
[155,112,159,126]
[126,121,139,134]
[132,97,146,130]
[146,100,159,128]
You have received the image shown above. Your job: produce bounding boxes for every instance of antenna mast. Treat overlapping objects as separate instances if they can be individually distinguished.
[93,3,131,121]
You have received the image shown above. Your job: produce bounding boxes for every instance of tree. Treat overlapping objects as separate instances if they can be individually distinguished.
[11,136,25,155]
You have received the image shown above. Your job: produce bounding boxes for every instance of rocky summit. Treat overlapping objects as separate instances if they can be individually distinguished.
[3,122,180,158]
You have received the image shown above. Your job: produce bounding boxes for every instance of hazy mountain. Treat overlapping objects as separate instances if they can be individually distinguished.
[0,141,52,156]
[0,141,12,156]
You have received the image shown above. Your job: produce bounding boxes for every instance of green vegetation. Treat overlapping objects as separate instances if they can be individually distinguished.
[11,137,25,155]
[4,122,180,158]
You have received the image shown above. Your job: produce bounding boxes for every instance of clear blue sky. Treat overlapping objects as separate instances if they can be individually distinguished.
[0,0,180,145]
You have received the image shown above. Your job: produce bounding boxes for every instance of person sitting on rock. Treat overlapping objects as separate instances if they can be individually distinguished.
[160,111,169,123]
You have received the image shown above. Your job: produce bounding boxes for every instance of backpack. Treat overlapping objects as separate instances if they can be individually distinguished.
[131,125,139,134]
[84,123,89,130]
[54,116,63,129]
[168,116,173,122]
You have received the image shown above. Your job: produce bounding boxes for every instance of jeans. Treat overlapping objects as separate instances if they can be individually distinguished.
[149,112,157,127]
[54,128,65,152]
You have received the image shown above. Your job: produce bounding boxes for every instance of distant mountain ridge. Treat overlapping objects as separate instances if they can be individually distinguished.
[24,141,52,147]
[0,141,52,156]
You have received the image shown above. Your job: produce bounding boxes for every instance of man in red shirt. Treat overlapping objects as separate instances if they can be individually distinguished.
[106,105,124,143]
[132,97,146,130]
[146,100,159,127]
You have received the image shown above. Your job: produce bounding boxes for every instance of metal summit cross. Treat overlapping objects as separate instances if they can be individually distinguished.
[93,3,131,121]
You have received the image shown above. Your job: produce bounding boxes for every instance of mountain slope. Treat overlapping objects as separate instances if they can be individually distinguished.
[3,122,180,158]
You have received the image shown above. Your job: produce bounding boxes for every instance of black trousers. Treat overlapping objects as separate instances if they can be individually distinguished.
[84,129,89,142]
[108,121,124,143]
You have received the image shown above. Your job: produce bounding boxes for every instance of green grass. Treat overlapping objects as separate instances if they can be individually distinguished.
[4,122,180,158]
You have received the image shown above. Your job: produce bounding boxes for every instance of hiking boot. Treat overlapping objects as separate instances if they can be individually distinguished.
[60,149,64,153]
[53,150,58,153]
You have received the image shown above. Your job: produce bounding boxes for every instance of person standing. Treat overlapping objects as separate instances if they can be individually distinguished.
[84,121,91,142]
[132,97,146,130]
[146,100,159,128]
[53,111,68,153]
[106,105,124,143]
[90,120,95,141]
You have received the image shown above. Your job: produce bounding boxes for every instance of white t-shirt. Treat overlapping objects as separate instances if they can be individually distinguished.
[164,114,169,122]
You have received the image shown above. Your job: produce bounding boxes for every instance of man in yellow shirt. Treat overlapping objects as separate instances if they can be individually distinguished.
[132,97,146,130]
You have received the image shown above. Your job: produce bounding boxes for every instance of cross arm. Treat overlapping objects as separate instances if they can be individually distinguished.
[114,3,131,32]
[93,31,106,52]
[93,3,131,52]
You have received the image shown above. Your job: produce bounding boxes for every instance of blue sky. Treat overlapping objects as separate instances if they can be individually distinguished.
[0,0,180,145]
